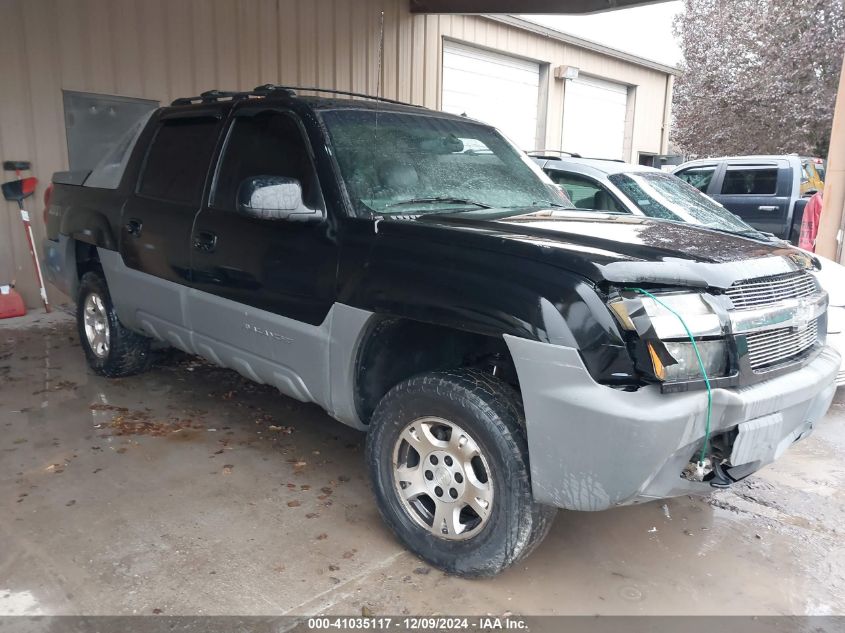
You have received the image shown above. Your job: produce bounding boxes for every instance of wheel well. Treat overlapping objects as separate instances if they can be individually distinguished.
[354,317,519,424]
[75,241,101,279]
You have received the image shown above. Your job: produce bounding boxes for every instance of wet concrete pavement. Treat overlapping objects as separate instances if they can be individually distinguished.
[2,312,845,616]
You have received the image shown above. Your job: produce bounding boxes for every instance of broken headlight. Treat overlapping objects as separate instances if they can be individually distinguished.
[656,339,728,382]
[609,291,730,382]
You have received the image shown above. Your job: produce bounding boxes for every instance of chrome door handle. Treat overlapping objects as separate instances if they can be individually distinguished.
[758,205,779,212]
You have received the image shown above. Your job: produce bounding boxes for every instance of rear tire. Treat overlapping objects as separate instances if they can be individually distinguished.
[366,369,555,577]
[76,270,151,377]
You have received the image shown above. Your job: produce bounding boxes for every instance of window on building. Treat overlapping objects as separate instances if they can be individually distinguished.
[721,167,778,195]
[212,111,322,211]
[675,166,716,192]
[63,91,158,172]
[139,117,221,205]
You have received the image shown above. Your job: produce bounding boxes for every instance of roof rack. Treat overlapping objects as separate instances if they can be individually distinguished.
[526,149,583,159]
[256,85,418,107]
[171,89,256,106]
[171,85,419,108]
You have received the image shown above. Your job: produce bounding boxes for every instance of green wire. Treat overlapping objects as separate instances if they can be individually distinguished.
[628,288,713,464]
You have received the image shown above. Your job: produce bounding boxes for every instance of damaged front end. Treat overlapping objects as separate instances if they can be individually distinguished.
[504,253,839,509]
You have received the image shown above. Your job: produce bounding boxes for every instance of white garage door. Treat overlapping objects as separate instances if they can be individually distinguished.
[562,75,628,160]
[441,41,540,151]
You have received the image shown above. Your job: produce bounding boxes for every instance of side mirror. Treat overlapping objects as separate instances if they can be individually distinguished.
[236,176,324,222]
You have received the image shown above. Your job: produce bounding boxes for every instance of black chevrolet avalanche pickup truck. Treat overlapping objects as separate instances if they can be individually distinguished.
[42,86,839,576]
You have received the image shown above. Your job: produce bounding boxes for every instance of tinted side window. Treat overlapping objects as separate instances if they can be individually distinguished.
[675,166,715,192]
[547,171,624,212]
[139,117,221,204]
[721,168,778,195]
[212,111,322,210]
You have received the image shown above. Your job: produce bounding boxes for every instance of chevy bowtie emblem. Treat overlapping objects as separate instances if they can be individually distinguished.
[791,299,813,331]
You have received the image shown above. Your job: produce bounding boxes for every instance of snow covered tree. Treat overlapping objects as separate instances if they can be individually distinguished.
[672,0,845,158]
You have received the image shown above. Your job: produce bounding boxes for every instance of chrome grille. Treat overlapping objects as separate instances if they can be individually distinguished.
[745,318,819,370]
[725,271,818,310]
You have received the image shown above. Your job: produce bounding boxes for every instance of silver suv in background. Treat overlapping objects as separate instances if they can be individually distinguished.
[533,153,845,387]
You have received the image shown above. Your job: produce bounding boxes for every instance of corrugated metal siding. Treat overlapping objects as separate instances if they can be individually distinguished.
[0,0,671,307]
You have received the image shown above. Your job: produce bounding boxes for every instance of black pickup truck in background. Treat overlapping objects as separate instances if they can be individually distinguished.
[673,155,823,243]
[40,86,839,576]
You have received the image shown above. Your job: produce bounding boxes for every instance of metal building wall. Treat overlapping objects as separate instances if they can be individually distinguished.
[0,0,673,308]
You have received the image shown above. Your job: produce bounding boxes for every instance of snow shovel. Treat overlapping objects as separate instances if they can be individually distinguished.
[2,161,50,312]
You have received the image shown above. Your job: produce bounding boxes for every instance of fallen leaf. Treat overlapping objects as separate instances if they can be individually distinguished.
[316,533,328,540]
[222,464,234,475]
[65,500,76,507]
[287,500,301,508]
[320,486,333,495]
[305,513,320,519]
[413,567,431,575]
[328,564,340,571]
[342,549,357,559]
[152,608,163,615]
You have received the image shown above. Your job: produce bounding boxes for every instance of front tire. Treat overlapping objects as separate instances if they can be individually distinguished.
[366,369,555,577]
[76,270,151,377]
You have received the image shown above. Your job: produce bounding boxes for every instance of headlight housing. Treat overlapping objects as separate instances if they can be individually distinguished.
[609,291,730,383]
[658,339,728,381]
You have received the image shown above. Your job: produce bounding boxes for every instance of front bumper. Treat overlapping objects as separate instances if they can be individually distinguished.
[504,335,839,511]
[827,330,845,386]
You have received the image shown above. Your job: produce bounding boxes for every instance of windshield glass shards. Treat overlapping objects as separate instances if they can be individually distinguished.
[320,109,569,216]
[609,171,764,237]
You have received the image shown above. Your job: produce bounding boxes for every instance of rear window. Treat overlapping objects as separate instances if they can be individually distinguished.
[721,167,778,195]
[138,117,221,204]
[84,111,153,189]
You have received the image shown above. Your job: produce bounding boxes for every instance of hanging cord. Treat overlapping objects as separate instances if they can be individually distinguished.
[628,288,713,465]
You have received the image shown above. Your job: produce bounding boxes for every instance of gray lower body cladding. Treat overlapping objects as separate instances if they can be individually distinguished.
[504,334,839,511]
[42,235,78,299]
[96,248,372,430]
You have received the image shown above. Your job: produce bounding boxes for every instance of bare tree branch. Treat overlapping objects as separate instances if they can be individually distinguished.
[672,0,845,158]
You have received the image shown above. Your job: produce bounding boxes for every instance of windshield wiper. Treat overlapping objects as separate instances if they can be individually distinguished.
[531,200,570,208]
[700,225,775,242]
[383,197,492,210]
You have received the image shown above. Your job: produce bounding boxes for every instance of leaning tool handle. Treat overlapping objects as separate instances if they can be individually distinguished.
[17,200,50,313]
[2,166,50,313]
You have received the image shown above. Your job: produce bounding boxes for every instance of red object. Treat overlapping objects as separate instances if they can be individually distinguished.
[43,183,53,225]
[0,287,27,319]
[21,176,37,196]
[799,191,824,251]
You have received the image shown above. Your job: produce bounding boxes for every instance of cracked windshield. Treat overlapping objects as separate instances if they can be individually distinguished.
[320,109,569,215]
[609,171,760,236]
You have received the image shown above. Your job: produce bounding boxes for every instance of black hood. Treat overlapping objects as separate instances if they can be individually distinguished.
[407,211,816,289]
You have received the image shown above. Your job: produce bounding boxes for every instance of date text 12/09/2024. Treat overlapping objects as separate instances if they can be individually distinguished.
[306,616,528,630]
